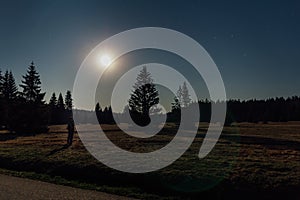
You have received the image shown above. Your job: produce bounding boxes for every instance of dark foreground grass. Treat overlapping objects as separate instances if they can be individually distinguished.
[0,123,299,199]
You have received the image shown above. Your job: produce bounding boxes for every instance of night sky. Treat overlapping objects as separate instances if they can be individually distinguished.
[0,0,299,110]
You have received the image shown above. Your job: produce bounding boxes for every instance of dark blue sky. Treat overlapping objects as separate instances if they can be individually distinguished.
[0,0,299,107]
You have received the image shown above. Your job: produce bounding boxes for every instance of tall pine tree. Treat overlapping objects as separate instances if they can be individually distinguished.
[95,102,102,123]
[20,62,45,104]
[65,91,72,110]
[169,96,181,123]
[57,93,65,110]
[48,93,58,125]
[181,81,191,108]
[49,93,58,108]
[176,82,191,108]
[12,62,48,134]
[0,69,3,127]
[2,70,18,101]
[57,93,66,124]
[0,69,3,97]
[1,70,18,129]
[65,90,73,117]
[128,66,159,126]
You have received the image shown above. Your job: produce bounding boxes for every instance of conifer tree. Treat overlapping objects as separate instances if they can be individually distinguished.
[48,93,58,125]
[0,69,5,127]
[176,85,182,105]
[95,102,102,123]
[2,70,18,101]
[20,62,45,104]
[11,62,48,133]
[0,69,3,97]
[65,90,73,118]
[128,66,159,125]
[57,93,65,110]
[49,93,57,108]
[56,93,66,124]
[176,82,191,108]
[170,96,181,123]
[65,90,73,111]
[171,96,181,112]
[181,81,191,108]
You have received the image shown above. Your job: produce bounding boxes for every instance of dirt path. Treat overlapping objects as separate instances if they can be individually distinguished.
[0,174,136,200]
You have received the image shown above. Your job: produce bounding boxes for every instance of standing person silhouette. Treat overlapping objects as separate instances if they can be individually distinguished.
[67,117,75,146]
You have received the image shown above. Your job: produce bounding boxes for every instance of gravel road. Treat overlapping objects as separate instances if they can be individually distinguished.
[0,174,136,200]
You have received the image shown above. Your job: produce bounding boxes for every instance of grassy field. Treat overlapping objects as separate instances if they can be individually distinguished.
[0,122,299,199]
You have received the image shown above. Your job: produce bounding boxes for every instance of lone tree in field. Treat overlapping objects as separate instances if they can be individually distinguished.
[128,66,159,126]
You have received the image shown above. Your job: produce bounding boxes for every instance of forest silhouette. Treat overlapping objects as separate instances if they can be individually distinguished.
[1,63,300,134]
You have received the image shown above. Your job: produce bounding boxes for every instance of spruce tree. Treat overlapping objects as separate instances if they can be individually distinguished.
[0,69,3,97]
[95,102,102,123]
[65,90,73,111]
[57,93,66,124]
[57,93,65,110]
[176,85,182,105]
[49,93,57,108]
[0,69,4,127]
[181,81,191,108]
[95,102,101,113]
[171,96,181,112]
[0,70,18,130]
[48,93,58,125]
[128,66,159,126]
[65,90,73,118]
[2,70,18,101]
[20,62,45,104]
[12,62,48,134]
[170,96,181,123]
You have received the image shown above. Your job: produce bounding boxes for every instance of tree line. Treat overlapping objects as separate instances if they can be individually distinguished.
[226,97,300,123]
[93,66,300,125]
[167,97,300,125]
[1,64,300,134]
[0,62,73,134]
[124,66,300,125]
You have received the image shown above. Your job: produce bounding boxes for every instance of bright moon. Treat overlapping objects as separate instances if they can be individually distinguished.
[100,54,112,67]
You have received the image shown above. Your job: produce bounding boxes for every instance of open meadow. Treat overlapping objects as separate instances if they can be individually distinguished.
[0,122,299,199]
